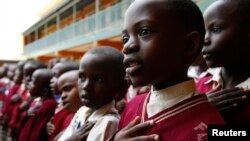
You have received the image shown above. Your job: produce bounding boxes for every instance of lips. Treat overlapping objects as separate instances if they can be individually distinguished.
[202,50,213,60]
[124,57,142,75]
[79,92,90,100]
[62,101,69,106]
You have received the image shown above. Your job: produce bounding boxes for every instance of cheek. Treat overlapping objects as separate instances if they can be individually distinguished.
[69,90,79,101]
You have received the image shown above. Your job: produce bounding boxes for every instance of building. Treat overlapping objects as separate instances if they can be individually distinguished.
[22,0,215,62]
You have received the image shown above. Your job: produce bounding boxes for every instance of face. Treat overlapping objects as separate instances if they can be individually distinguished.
[202,1,250,68]
[58,72,83,113]
[28,71,44,97]
[122,1,188,89]
[13,68,23,84]
[78,54,118,108]
[23,63,37,88]
[7,65,16,81]
[50,63,65,94]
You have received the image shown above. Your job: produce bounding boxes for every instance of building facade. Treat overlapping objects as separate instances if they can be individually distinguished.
[22,0,215,61]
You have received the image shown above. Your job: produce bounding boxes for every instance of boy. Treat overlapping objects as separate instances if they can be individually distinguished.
[58,70,83,115]
[47,60,79,141]
[202,0,250,124]
[112,0,224,140]
[58,46,126,141]
[18,69,57,141]
[51,70,83,140]
[50,60,79,100]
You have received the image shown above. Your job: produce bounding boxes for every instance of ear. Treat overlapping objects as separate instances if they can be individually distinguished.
[184,31,201,61]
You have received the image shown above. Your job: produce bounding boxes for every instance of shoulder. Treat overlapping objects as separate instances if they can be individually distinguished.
[43,98,57,105]
[41,98,58,109]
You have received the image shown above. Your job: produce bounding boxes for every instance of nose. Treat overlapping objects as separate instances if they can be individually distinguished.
[204,32,211,46]
[122,38,139,55]
[61,92,67,100]
[79,79,92,91]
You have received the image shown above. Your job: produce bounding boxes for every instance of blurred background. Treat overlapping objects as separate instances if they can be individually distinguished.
[0,0,215,65]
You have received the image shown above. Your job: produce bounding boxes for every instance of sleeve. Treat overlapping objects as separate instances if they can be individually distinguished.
[29,99,57,141]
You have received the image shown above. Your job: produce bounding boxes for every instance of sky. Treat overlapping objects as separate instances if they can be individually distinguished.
[0,0,53,61]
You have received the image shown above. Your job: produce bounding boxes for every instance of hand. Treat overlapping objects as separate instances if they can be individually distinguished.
[11,94,21,103]
[47,117,55,135]
[19,97,34,111]
[65,121,96,141]
[115,99,127,114]
[113,116,159,141]
[27,104,41,116]
[207,87,249,115]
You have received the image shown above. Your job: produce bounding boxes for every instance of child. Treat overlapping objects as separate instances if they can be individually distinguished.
[47,60,79,141]
[50,60,79,101]
[57,46,126,141]
[202,0,250,124]
[0,64,17,127]
[111,0,225,140]
[18,69,57,141]
[8,61,26,140]
[58,70,83,115]
[19,60,47,112]
[52,70,83,140]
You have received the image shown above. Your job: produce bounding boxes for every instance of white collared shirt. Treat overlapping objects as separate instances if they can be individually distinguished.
[57,100,119,141]
[147,80,198,117]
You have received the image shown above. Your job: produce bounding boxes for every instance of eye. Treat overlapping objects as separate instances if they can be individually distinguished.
[138,27,152,37]
[63,85,71,92]
[211,27,222,33]
[95,76,104,84]
[78,72,86,81]
[122,34,129,44]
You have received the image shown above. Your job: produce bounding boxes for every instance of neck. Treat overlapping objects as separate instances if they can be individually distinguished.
[221,66,250,89]
[153,73,189,90]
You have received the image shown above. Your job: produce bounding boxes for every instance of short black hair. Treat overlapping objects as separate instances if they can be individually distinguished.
[26,60,47,69]
[34,68,54,95]
[223,0,250,28]
[56,60,79,74]
[164,0,205,58]
[85,46,125,81]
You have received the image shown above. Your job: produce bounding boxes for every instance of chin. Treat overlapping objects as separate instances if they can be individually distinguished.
[206,62,219,68]
[131,77,149,87]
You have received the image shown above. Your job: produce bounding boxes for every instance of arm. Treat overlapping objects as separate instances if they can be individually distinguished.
[29,99,57,141]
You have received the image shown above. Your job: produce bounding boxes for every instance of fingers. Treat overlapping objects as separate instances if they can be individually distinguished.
[208,87,240,99]
[79,121,95,132]
[208,88,247,104]
[216,95,247,109]
[130,134,160,141]
[114,117,157,141]
[125,120,155,137]
[123,116,141,130]
[219,103,238,112]
[79,130,92,141]
[47,124,54,135]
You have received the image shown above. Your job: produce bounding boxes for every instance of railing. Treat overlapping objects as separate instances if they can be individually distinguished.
[23,0,134,56]
[23,0,214,57]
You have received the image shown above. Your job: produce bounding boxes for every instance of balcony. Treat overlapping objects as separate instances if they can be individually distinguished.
[23,0,133,58]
